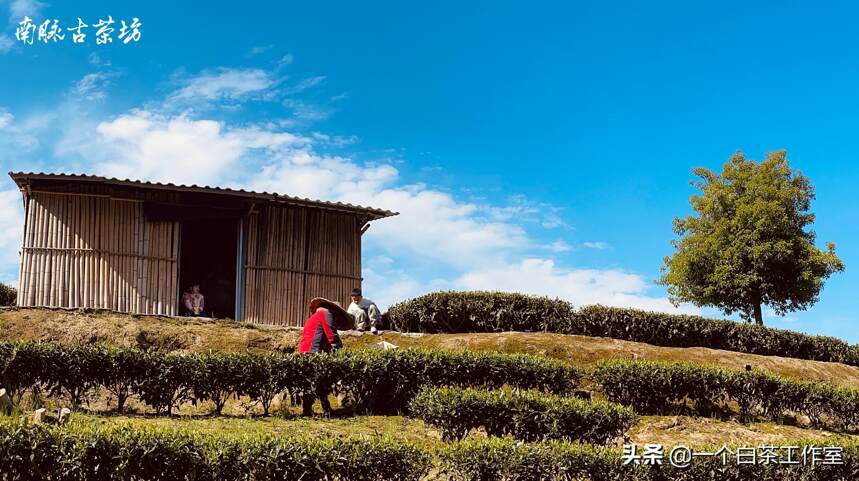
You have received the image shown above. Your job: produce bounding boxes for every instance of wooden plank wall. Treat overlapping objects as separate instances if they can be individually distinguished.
[17,192,180,315]
[243,205,361,326]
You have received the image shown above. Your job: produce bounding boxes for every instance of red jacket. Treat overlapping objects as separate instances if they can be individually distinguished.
[298,308,343,353]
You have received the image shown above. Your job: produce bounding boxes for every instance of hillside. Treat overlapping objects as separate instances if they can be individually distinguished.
[3,306,859,479]
[3,307,859,389]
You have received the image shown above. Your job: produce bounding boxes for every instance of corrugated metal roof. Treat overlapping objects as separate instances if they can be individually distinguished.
[8,172,399,220]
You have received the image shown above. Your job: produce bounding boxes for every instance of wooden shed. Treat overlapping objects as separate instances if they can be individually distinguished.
[9,172,397,326]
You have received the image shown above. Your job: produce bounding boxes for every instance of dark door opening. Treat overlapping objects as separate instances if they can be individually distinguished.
[178,218,238,319]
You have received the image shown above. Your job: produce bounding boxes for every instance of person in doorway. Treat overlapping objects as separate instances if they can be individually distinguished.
[347,288,382,334]
[182,284,207,317]
[296,297,349,416]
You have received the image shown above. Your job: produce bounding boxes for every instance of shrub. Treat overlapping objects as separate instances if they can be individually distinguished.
[439,437,627,481]
[0,341,580,416]
[1,341,48,403]
[137,352,201,415]
[386,291,859,368]
[234,352,316,416]
[571,304,859,366]
[0,419,431,481]
[593,359,859,431]
[386,291,575,333]
[1,420,856,481]
[191,352,254,415]
[409,386,635,443]
[42,343,107,408]
[0,283,15,306]
[336,349,581,414]
[99,347,151,412]
[591,358,715,414]
[440,437,859,481]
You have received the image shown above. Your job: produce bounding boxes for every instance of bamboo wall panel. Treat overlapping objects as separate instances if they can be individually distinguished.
[243,205,362,326]
[17,192,179,315]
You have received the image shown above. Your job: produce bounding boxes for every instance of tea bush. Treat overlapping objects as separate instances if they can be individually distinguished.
[0,419,430,481]
[338,348,581,414]
[572,304,859,365]
[439,437,859,481]
[593,359,859,431]
[0,418,855,480]
[386,291,859,367]
[0,341,580,415]
[409,386,635,443]
[386,291,574,333]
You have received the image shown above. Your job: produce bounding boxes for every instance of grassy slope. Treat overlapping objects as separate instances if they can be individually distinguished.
[0,307,301,353]
[65,413,857,449]
[5,307,859,448]
[4,307,858,388]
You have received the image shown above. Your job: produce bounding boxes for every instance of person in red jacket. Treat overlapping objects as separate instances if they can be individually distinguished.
[297,306,344,354]
[297,298,352,416]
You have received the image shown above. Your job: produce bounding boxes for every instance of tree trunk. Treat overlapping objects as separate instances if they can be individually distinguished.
[753,301,763,326]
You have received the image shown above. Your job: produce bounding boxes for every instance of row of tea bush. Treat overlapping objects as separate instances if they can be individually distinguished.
[594,359,859,431]
[386,291,859,366]
[409,386,635,444]
[1,420,855,481]
[0,341,580,415]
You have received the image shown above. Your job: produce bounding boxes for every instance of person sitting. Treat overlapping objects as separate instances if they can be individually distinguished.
[347,288,382,334]
[296,297,351,416]
[182,284,207,317]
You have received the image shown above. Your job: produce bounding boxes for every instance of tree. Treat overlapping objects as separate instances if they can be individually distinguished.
[0,283,15,307]
[659,150,844,325]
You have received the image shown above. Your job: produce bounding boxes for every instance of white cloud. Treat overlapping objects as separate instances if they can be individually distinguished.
[9,0,44,22]
[455,258,699,314]
[363,266,431,310]
[0,109,12,129]
[71,72,115,101]
[284,75,326,95]
[311,132,358,147]
[71,111,307,185]
[0,189,23,287]
[547,240,572,252]
[583,241,609,250]
[0,107,44,151]
[278,54,294,66]
[281,98,333,121]
[0,34,12,53]
[87,52,111,67]
[168,68,276,103]
[248,45,273,56]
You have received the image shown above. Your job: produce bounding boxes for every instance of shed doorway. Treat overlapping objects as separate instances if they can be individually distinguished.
[178,218,238,319]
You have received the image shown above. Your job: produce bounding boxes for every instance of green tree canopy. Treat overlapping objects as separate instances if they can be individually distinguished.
[0,283,16,307]
[659,150,844,325]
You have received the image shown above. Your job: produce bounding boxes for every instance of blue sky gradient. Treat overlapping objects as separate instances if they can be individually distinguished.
[0,1,856,340]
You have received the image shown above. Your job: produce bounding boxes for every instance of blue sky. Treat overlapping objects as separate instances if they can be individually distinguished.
[0,1,857,340]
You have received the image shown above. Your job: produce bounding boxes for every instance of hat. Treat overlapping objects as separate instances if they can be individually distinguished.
[350,288,362,296]
[309,297,356,330]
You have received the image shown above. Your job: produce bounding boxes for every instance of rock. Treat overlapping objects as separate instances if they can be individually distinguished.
[0,388,11,415]
[397,332,424,338]
[57,407,71,425]
[32,408,46,424]
[377,341,399,350]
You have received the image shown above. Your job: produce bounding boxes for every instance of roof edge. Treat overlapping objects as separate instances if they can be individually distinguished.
[9,171,399,220]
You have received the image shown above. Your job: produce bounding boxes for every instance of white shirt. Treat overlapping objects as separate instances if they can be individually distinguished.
[348,297,380,321]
